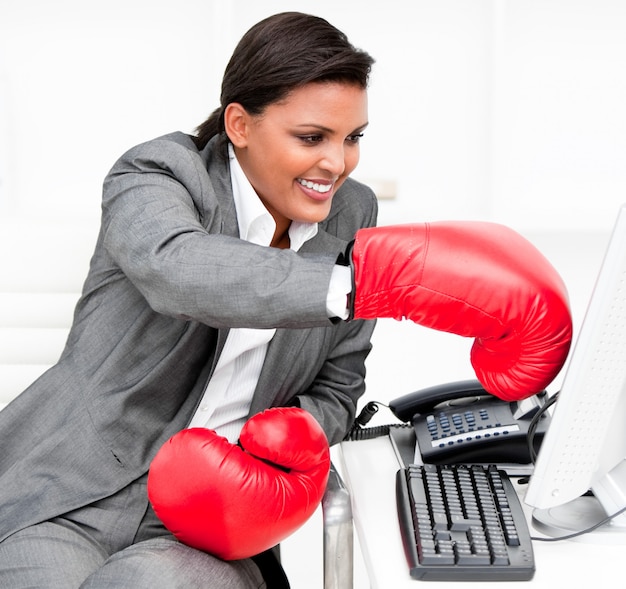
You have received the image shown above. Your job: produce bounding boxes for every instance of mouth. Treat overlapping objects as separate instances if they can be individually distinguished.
[296,178,333,195]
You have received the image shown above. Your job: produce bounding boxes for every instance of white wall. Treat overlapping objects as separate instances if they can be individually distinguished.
[1,0,625,230]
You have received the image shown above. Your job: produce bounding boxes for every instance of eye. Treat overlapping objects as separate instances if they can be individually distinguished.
[346,132,364,144]
[298,134,324,145]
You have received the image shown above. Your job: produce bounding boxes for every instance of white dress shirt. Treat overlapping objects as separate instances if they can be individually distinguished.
[187,146,351,442]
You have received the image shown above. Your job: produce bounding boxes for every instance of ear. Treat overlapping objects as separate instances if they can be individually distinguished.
[224,103,250,148]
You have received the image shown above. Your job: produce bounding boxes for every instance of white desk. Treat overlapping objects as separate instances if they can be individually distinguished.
[339,435,622,588]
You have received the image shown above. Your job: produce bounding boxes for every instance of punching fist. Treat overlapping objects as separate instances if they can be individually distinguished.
[147,407,330,560]
[350,222,572,401]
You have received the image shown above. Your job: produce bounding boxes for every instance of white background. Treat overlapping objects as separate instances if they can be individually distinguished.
[2,0,626,230]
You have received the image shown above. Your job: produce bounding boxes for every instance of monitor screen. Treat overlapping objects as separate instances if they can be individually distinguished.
[525,203,626,543]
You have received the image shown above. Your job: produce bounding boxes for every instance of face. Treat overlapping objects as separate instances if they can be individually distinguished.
[225,82,368,243]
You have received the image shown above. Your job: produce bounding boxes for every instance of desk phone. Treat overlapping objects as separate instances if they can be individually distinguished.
[389,379,551,465]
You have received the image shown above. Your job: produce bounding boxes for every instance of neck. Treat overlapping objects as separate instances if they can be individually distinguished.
[271,230,290,249]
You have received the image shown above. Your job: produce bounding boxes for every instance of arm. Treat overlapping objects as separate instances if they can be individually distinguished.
[101,136,338,329]
[291,317,376,446]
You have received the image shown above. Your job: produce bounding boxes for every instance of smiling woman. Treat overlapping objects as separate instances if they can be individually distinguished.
[0,11,377,589]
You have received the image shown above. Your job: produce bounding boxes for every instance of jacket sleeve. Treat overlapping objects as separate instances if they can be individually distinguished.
[293,317,376,446]
[100,136,338,329]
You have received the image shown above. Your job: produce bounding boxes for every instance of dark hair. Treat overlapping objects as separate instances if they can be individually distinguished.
[194,12,375,150]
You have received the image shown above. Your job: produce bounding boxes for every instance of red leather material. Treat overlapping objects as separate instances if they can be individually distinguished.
[352,222,573,401]
[147,407,330,560]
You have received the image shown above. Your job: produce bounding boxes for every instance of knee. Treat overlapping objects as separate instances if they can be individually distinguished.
[81,538,266,589]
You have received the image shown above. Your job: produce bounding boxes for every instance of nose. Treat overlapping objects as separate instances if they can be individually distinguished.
[320,141,347,177]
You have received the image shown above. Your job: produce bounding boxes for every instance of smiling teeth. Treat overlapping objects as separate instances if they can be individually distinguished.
[298,179,332,193]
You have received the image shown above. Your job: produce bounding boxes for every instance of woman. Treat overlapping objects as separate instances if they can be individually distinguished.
[0,12,377,588]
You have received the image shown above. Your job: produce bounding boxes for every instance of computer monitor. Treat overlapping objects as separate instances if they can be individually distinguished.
[525,203,626,544]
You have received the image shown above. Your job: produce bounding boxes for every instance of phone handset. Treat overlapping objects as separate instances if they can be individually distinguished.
[389,379,547,422]
[388,379,491,422]
[387,379,550,465]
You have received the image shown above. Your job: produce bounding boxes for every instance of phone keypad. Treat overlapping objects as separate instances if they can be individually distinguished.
[426,409,519,450]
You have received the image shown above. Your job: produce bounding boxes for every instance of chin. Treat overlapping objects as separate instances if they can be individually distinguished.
[308,208,333,224]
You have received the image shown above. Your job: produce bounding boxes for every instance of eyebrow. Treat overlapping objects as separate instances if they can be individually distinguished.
[296,122,369,134]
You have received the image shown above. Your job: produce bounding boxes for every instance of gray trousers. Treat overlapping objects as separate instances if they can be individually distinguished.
[0,475,269,588]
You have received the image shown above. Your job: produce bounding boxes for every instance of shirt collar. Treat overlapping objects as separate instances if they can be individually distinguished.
[228,144,318,251]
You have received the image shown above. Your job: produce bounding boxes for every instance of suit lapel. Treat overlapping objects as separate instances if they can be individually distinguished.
[249,328,311,415]
[200,138,239,238]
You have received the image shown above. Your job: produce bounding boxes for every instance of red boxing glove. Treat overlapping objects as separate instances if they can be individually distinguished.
[351,222,573,401]
[147,407,330,560]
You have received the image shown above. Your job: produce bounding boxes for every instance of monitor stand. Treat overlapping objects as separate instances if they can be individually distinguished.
[532,495,626,545]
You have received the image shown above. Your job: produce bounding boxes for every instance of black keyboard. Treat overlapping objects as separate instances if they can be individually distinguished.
[396,463,535,581]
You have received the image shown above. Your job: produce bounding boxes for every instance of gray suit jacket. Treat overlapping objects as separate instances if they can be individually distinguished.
[0,132,377,541]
